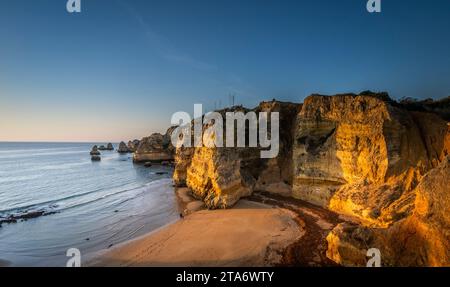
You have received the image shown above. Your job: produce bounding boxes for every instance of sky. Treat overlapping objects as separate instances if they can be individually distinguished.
[1,0,450,142]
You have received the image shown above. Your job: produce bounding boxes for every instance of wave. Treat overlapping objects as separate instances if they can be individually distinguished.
[0,178,172,218]
[0,174,44,184]
[36,161,91,171]
[0,150,88,160]
[0,147,77,154]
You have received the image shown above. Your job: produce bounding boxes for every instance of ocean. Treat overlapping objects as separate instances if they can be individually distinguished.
[0,142,179,267]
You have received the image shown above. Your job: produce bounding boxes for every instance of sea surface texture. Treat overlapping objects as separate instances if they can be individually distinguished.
[0,142,177,266]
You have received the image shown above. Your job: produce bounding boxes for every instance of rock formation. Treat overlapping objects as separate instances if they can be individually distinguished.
[90,145,100,156]
[174,101,300,208]
[117,141,130,154]
[171,91,450,266]
[91,155,101,161]
[133,127,176,163]
[327,156,450,266]
[98,143,113,151]
[127,139,140,152]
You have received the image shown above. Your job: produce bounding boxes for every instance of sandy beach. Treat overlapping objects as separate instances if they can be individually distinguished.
[88,200,304,267]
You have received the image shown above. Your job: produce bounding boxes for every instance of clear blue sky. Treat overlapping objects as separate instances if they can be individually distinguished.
[1,0,450,142]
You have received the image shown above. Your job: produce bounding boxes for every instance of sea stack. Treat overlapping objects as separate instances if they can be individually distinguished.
[106,143,114,150]
[91,155,101,161]
[117,141,130,154]
[90,145,100,156]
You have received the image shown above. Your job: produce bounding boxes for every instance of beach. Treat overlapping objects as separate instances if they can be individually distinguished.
[88,188,350,267]
[88,200,304,267]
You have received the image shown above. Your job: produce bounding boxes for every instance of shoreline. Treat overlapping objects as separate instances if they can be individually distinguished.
[87,189,349,267]
[87,199,305,267]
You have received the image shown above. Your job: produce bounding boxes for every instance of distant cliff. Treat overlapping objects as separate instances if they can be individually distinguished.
[133,127,176,163]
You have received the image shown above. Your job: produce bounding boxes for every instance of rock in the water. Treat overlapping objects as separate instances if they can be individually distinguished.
[106,143,114,150]
[133,127,176,163]
[90,145,100,156]
[91,155,101,161]
[117,141,130,154]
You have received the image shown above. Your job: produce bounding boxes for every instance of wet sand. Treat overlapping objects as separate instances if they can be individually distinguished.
[88,200,304,267]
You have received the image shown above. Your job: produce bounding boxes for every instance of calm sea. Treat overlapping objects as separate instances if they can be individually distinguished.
[0,142,178,266]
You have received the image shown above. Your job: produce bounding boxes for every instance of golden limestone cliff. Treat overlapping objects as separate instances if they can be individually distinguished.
[173,102,300,208]
[326,156,450,266]
[294,94,448,226]
[171,92,450,266]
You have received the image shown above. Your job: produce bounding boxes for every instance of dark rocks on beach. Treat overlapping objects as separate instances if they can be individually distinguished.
[144,162,153,167]
[91,155,101,161]
[0,210,57,225]
[155,172,168,175]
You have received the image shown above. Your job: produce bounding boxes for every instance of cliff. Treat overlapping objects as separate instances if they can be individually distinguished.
[171,91,449,266]
[174,102,300,208]
[327,156,450,266]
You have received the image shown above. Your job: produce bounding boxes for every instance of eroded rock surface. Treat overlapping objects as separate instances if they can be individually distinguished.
[327,156,450,266]
[171,92,450,266]
[174,102,299,208]
[133,127,176,163]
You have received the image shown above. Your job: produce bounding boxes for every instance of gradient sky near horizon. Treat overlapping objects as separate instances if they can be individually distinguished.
[1,0,450,142]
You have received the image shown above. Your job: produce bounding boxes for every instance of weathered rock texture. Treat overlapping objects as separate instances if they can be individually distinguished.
[174,102,300,208]
[171,91,450,266]
[327,156,450,266]
[133,127,176,163]
[127,140,140,152]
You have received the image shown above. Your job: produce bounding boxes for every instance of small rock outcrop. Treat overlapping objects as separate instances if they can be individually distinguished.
[91,155,101,161]
[90,145,100,156]
[133,127,176,163]
[117,141,130,154]
[98,143,113,151]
